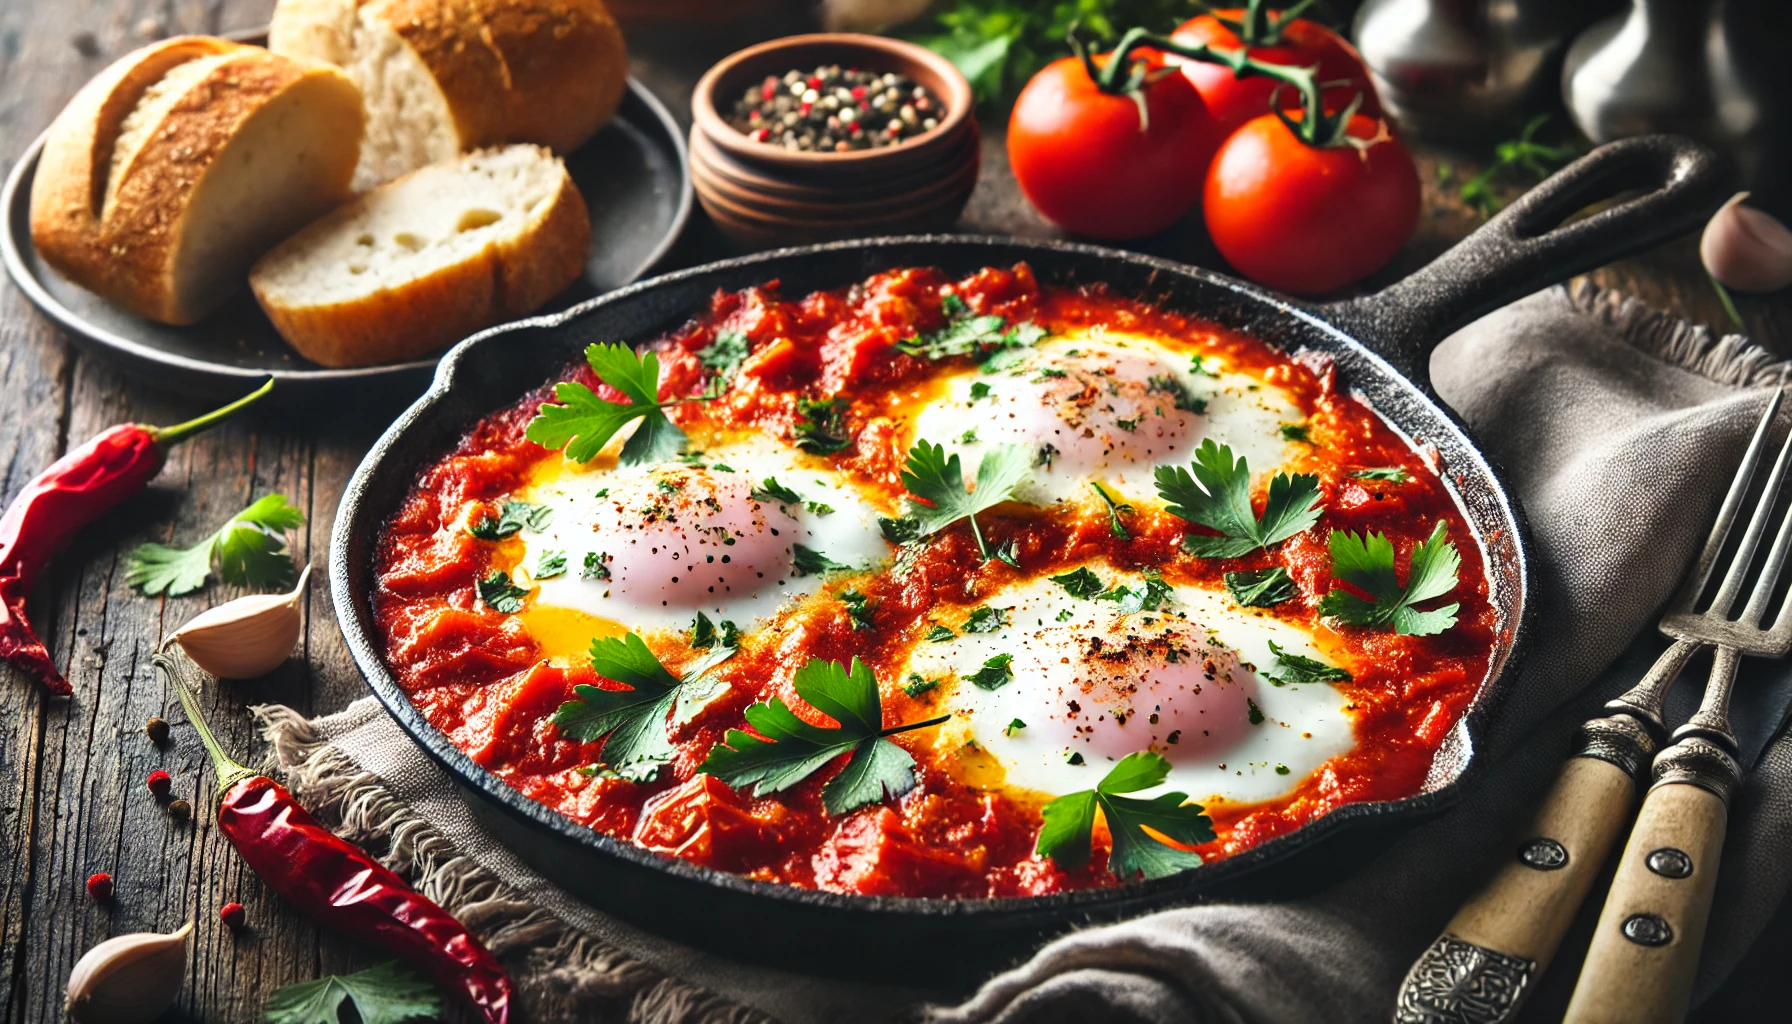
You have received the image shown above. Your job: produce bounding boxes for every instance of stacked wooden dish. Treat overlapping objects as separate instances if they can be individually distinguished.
[690,34,978,249]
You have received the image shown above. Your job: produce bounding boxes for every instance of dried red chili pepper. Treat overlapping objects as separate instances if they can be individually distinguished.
[156,647,511,1023]
[0,380,272,694]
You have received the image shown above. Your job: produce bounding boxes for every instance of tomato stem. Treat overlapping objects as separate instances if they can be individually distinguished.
[1071,24,1365,150]
[1197,0,1324,48]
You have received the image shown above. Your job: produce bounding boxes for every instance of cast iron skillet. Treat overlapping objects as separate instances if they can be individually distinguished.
[331,135,1730,981]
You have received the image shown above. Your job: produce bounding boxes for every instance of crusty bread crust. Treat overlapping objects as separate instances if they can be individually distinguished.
[381,0,628,154]
[29,38,363,324]
[250,154,591,368]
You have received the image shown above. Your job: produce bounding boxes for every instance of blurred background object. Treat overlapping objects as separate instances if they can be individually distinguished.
[824,0,936,30]
[1352,0,1619,143]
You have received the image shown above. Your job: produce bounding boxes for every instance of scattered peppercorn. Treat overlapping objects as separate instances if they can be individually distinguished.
[728,66,943,152]
[144,716,170,744]
[85,872,113,901]
[146,769,172,798]
[219,902,246,929]
[168,799,192,822]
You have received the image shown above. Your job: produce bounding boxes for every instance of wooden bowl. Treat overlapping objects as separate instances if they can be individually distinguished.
[690,33,980,249]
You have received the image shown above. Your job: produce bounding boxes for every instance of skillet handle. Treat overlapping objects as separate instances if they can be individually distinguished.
[1314,135,1732,384]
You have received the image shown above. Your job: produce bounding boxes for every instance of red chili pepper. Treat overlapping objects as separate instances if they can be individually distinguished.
[157,648,511,1023]
[0,381,272,694]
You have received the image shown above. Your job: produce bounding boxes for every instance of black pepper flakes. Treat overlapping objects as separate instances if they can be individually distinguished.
[729,66,944,152]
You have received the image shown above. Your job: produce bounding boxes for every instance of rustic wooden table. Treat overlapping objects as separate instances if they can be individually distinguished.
[3,3,1790,1022]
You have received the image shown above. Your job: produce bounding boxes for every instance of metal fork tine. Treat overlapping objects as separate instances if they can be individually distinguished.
[1708,391,1792,617]
[1678,389,1786,611]
[1742,486,1792,626]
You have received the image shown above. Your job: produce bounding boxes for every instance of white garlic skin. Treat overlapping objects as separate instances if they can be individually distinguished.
[66,921,192,1024]
[1702,192,1792,294]
[171,565,309,679]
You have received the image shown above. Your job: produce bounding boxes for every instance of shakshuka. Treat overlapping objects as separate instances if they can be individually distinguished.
[373,263,1498,898]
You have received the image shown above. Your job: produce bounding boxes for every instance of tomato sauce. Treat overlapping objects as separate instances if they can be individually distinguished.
[372,264,1499,898]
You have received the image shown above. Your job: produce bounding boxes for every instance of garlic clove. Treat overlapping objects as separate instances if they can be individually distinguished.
[1702,191,1792,294]
[170,565,309,679]
[66,920,192,1024]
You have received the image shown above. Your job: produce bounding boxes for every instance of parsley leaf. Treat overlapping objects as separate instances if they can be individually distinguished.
[926,624,956,642]
[899,440,1032,560]
[1051,566,1106,598]
[1093,573,1175,615]
[841,588,877,630]
[1225,567,1295,607]
[582,551,611,580]
[533,550,568,579]
[1264,639,1353,686]
[265,961,441,1024]
[752,477,803,505]
[477,571,529,613]
[699,657,948,815]
[697,330,750,391]
[526,343,696,465]
[1352,467,1410,482]
[555,632,738,780]
[963,606,1009,633]
[903,673,941,697]
[1089,481,1132,540]
[1155,440,1322,558]
[1318,520,1461,636]
[1280,423,1311,443]
[898,299,1047,368]
[125,494,306,596]
[468,500,552,540]
[966,652,1014,689]
[793,396,851,454]
[792,543,850,576]
[689,611,739,651]
[1005,718,1027,736]
[1147,374,1206,414]
[1034,751,1214,880]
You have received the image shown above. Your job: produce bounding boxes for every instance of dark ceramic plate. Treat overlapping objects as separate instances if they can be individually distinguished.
[0,46,691,399]
[332,137,1729,982]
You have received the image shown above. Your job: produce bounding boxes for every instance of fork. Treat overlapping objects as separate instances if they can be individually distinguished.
[1394,387,1787,1024]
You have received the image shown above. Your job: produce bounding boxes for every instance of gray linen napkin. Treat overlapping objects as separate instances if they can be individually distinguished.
[256,281,1791,1024]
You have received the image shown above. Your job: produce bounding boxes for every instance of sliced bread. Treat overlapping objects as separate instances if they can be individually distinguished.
[250,144,590,367]
[29,37,364,325]
[270,0,629,190]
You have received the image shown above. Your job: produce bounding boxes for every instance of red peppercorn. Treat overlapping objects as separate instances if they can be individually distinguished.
[86,872,113,901]
[806,75,823,89]
[851,85,866,101]
[220,902,246,929]
[146,769,172,798]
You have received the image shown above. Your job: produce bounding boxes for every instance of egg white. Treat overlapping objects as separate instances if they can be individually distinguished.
[908,569,1355,805]
[514,434,891,632]
[908,331,1302,508]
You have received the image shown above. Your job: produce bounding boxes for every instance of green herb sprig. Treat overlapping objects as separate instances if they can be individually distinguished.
[125,494,306,597]
[526,343,704,465]
[1156,440,1322,557]
[1318,520,1461,636]
[1035,751,1215,880]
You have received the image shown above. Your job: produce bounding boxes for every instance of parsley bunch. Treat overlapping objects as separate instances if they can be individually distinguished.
[526,343,700,465]
[1318,521,1461,636]
[699,657,949,815]
[1035,751,1215,880]
[125,494,306,597]
[554,630,737,782]
[1155,440,1322,557]
[896,439,1033,562]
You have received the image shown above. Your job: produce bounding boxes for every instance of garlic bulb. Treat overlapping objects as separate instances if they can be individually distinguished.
[170,565,309,678]
[65,921,192,1024]
[1702,192,1792,294]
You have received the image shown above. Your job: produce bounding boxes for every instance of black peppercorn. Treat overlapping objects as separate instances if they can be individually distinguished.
[168,799,192,822]
[145,716,170,744]
[728,65,944,152]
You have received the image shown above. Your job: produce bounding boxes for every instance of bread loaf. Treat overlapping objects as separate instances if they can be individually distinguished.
[271,0,629,190]
[29,37,364,325]
[249,144,590,368]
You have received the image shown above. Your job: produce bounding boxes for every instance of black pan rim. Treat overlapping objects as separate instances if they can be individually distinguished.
[331,232,1532,922]
[0,70,693,389]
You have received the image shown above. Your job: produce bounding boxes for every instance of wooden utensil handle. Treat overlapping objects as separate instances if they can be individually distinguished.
[1564,737,1740,1024]
[1394,715,1653,1024]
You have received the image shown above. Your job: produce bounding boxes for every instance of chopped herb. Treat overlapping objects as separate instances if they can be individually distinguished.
[476,571,529,613]
[1264,639,1354,686]
[697,330,750,391]
[1034,751,1214,880]
[124,493,306,596]
[525,343,699,465]
[1189,354,1219,377]
[1280,423,1312,444]
[1147,374,1207,414]
[793,396,852,454]
[1225,567,1296,607]
[1352,467,1410,483]
[1089,481,1133,540]
[582,551,611,581]
[1319,520,1461,636]
[468,500,553,540]
[699,657,949,815]
[751,477,803,505]
[966,652,1014,690]
[805,501,836,516]
[898,440,1032,562]
[1033,367,1068,380]
[1093,572,1174,615]
[960,427,979,443]
[792,543,850,576]
[533,550,568,580]
[1066,751,1085,766]
[1275,763,1291,775]
[904,674,941,698]
[841,588,877,631]
[992,538,1022,568]
[969,381,993,401]
[1005,718,1027,736]
[926,624,956,642]
[1051,566,1106,599]
[1055,608,1075,622]
[879,515,922,545]
[1156,440,1323,558]
[689,611,741,651]
[963,606,1009,633]
[1114,416,1141,432]
[1247,699,1264,725]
